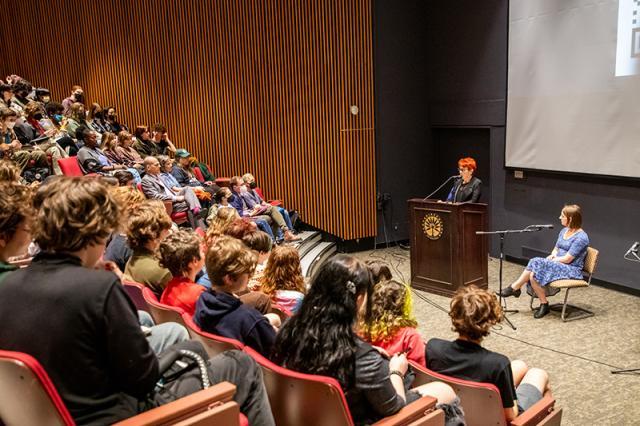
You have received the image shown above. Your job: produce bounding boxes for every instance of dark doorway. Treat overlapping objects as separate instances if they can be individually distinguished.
[432,127,491,204]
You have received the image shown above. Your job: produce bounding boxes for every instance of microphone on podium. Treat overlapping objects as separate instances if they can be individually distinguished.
[423,175,460,201]
[525,224,555,230]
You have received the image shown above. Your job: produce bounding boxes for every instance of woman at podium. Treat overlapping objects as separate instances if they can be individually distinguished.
[446,157,481,203]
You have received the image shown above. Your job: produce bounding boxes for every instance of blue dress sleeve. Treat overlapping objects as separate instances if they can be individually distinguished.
[568,232,589,258]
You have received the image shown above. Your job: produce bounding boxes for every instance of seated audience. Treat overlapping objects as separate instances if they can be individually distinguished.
[1,108,48,173]
[77,128,128,174]
[140,156,205,229]
[260,245,306,313]
[124,200,173,296]
[104,186,146,272]
[242,172,297,231]
[426,285,550,421]
[243,229,273,291]
[0,177,275,425]
[113,169,136,187]
[229,176,299,242]
[172,149,218,195]
[159,229,206,316]
[104,106,127,133]
[271,254,463,425]
[101,132,120,164]
[0,182,33,282]
[205,202,241,245]
[63,102,88,139]
[363,278,425,365]
[115,131,144,170]
[158,155,209,206]
[61,85,84,114]
[150,123,177,156]
[194,236,278,356]
[0,83,14,110]
[87,102,111,133]
[133,125,161,157]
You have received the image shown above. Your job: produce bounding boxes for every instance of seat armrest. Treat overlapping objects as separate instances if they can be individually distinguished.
[268,199,283,206]
[113,382,236,425]
[373,396,437,426]
[509,394,557,426]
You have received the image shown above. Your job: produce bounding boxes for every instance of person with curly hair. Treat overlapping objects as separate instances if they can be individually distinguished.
[124,199,173,296]
[158,229,206,316]
[194,236,278,357]
[426,285,550,421]
[260,245,306,313]
[0,182,33,281]
[103,186,146,271]
[362,279,425,365]
[272,255,463,426]
[205,204,241,246]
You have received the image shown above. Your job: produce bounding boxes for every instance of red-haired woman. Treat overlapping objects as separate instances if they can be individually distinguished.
[446,157,482,203]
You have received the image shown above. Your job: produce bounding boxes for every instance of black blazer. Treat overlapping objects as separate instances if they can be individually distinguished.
[448,176,482,203]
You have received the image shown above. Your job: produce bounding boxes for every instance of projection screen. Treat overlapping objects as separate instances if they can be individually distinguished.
[506,0,640,178]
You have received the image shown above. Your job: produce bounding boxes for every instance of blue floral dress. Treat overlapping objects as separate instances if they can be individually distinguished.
[526,228,589,286]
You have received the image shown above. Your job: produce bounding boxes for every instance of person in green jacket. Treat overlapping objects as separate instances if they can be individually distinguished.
[0,181,33,282]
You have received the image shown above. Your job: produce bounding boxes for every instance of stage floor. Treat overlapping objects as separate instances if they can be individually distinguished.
[353,247,640,426]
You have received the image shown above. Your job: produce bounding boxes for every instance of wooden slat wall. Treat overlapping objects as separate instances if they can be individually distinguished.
[0,0,376,240]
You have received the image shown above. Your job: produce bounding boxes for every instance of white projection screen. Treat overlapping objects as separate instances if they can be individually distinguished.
[506,0,640,178]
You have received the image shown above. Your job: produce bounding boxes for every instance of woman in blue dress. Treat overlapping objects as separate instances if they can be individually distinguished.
[498,204,589,318]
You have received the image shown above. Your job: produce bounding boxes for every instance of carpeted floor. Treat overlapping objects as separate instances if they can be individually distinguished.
[352,247,640,426]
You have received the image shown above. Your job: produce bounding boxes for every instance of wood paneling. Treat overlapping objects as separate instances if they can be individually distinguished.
[0,0,376,239]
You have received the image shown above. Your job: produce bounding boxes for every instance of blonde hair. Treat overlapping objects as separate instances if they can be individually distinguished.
[206,236,257,286]
[109,186,146,226]
[33,177,120,252]
[0,160,21,183]
[126,200,172,250]
[0,182,34,241]
[260,245,305,296]
[206,207,239,245]
[101,132,117,152]
[363,279,417,343]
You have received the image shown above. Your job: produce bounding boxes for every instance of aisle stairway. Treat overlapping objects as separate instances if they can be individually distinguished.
[291,231,336,278]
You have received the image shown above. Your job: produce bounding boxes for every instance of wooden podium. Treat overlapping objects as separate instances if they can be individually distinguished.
[408,199,488,297]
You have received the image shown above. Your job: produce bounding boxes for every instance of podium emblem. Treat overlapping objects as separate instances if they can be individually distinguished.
[422,213,444,240]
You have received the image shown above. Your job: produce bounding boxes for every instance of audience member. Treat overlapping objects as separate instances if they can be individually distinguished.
[63,102,88,139]
[113,169,136,187]
[140,156,205,229]
[0,108,48,172]
[104,106,127,133]
[271,255,463,425]
[172,149,218,196]
[242,172,297,232]
[77,128,127,174]
[363,279,425,365]
[194,236,278,356]
[260,245,306,313]
[242,229,273,291]
[0,177,274,425]
[133,125,161,157]
[229,176,299,242]
[124,200,173,296]
[151,123,177,156]
[158,229,206,316]
[61,85,84,114]
[104,186,146,272]
[115,131,144,171]
[0,182,33,282]
[427,285,550,421]
[87,102,110,133]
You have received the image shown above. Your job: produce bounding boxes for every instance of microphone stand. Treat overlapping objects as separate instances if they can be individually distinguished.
[611,242,640,375]
[423,176,458,201]
[476,225,548,331]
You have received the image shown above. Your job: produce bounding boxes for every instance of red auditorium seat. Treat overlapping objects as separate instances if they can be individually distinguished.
[242,346,445,426]
[254,187,283,206]
[409,361,562,426]
[122,281,150,312]
[57,157,88,177]
[181,313,245,357]
[141,286,187,328]
[192,166,205,183]
[0,350,242,426]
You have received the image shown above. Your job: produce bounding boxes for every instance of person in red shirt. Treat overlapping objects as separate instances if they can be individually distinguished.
[362,278,426,365]
[159,229,205,316]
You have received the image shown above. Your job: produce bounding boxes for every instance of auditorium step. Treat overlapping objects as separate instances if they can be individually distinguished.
[299,239,337,278]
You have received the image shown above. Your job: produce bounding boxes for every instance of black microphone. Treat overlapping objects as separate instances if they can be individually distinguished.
[526,224,554,229]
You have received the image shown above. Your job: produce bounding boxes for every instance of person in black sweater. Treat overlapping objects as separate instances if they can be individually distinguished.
[0,177,274,425]
[426,286,550,421]
[445,157,482,203]
[271,254,464,426]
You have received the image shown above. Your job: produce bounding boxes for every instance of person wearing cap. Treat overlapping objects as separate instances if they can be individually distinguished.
[171,148,220,195]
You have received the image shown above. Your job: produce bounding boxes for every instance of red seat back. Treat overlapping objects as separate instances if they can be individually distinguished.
[181,314,244,357]
[141,287,187,327]
[0,350,74,425]
[123,281,150,312]
[192,167,205,183]
[57,157,84,177]
[242,346,354,426]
